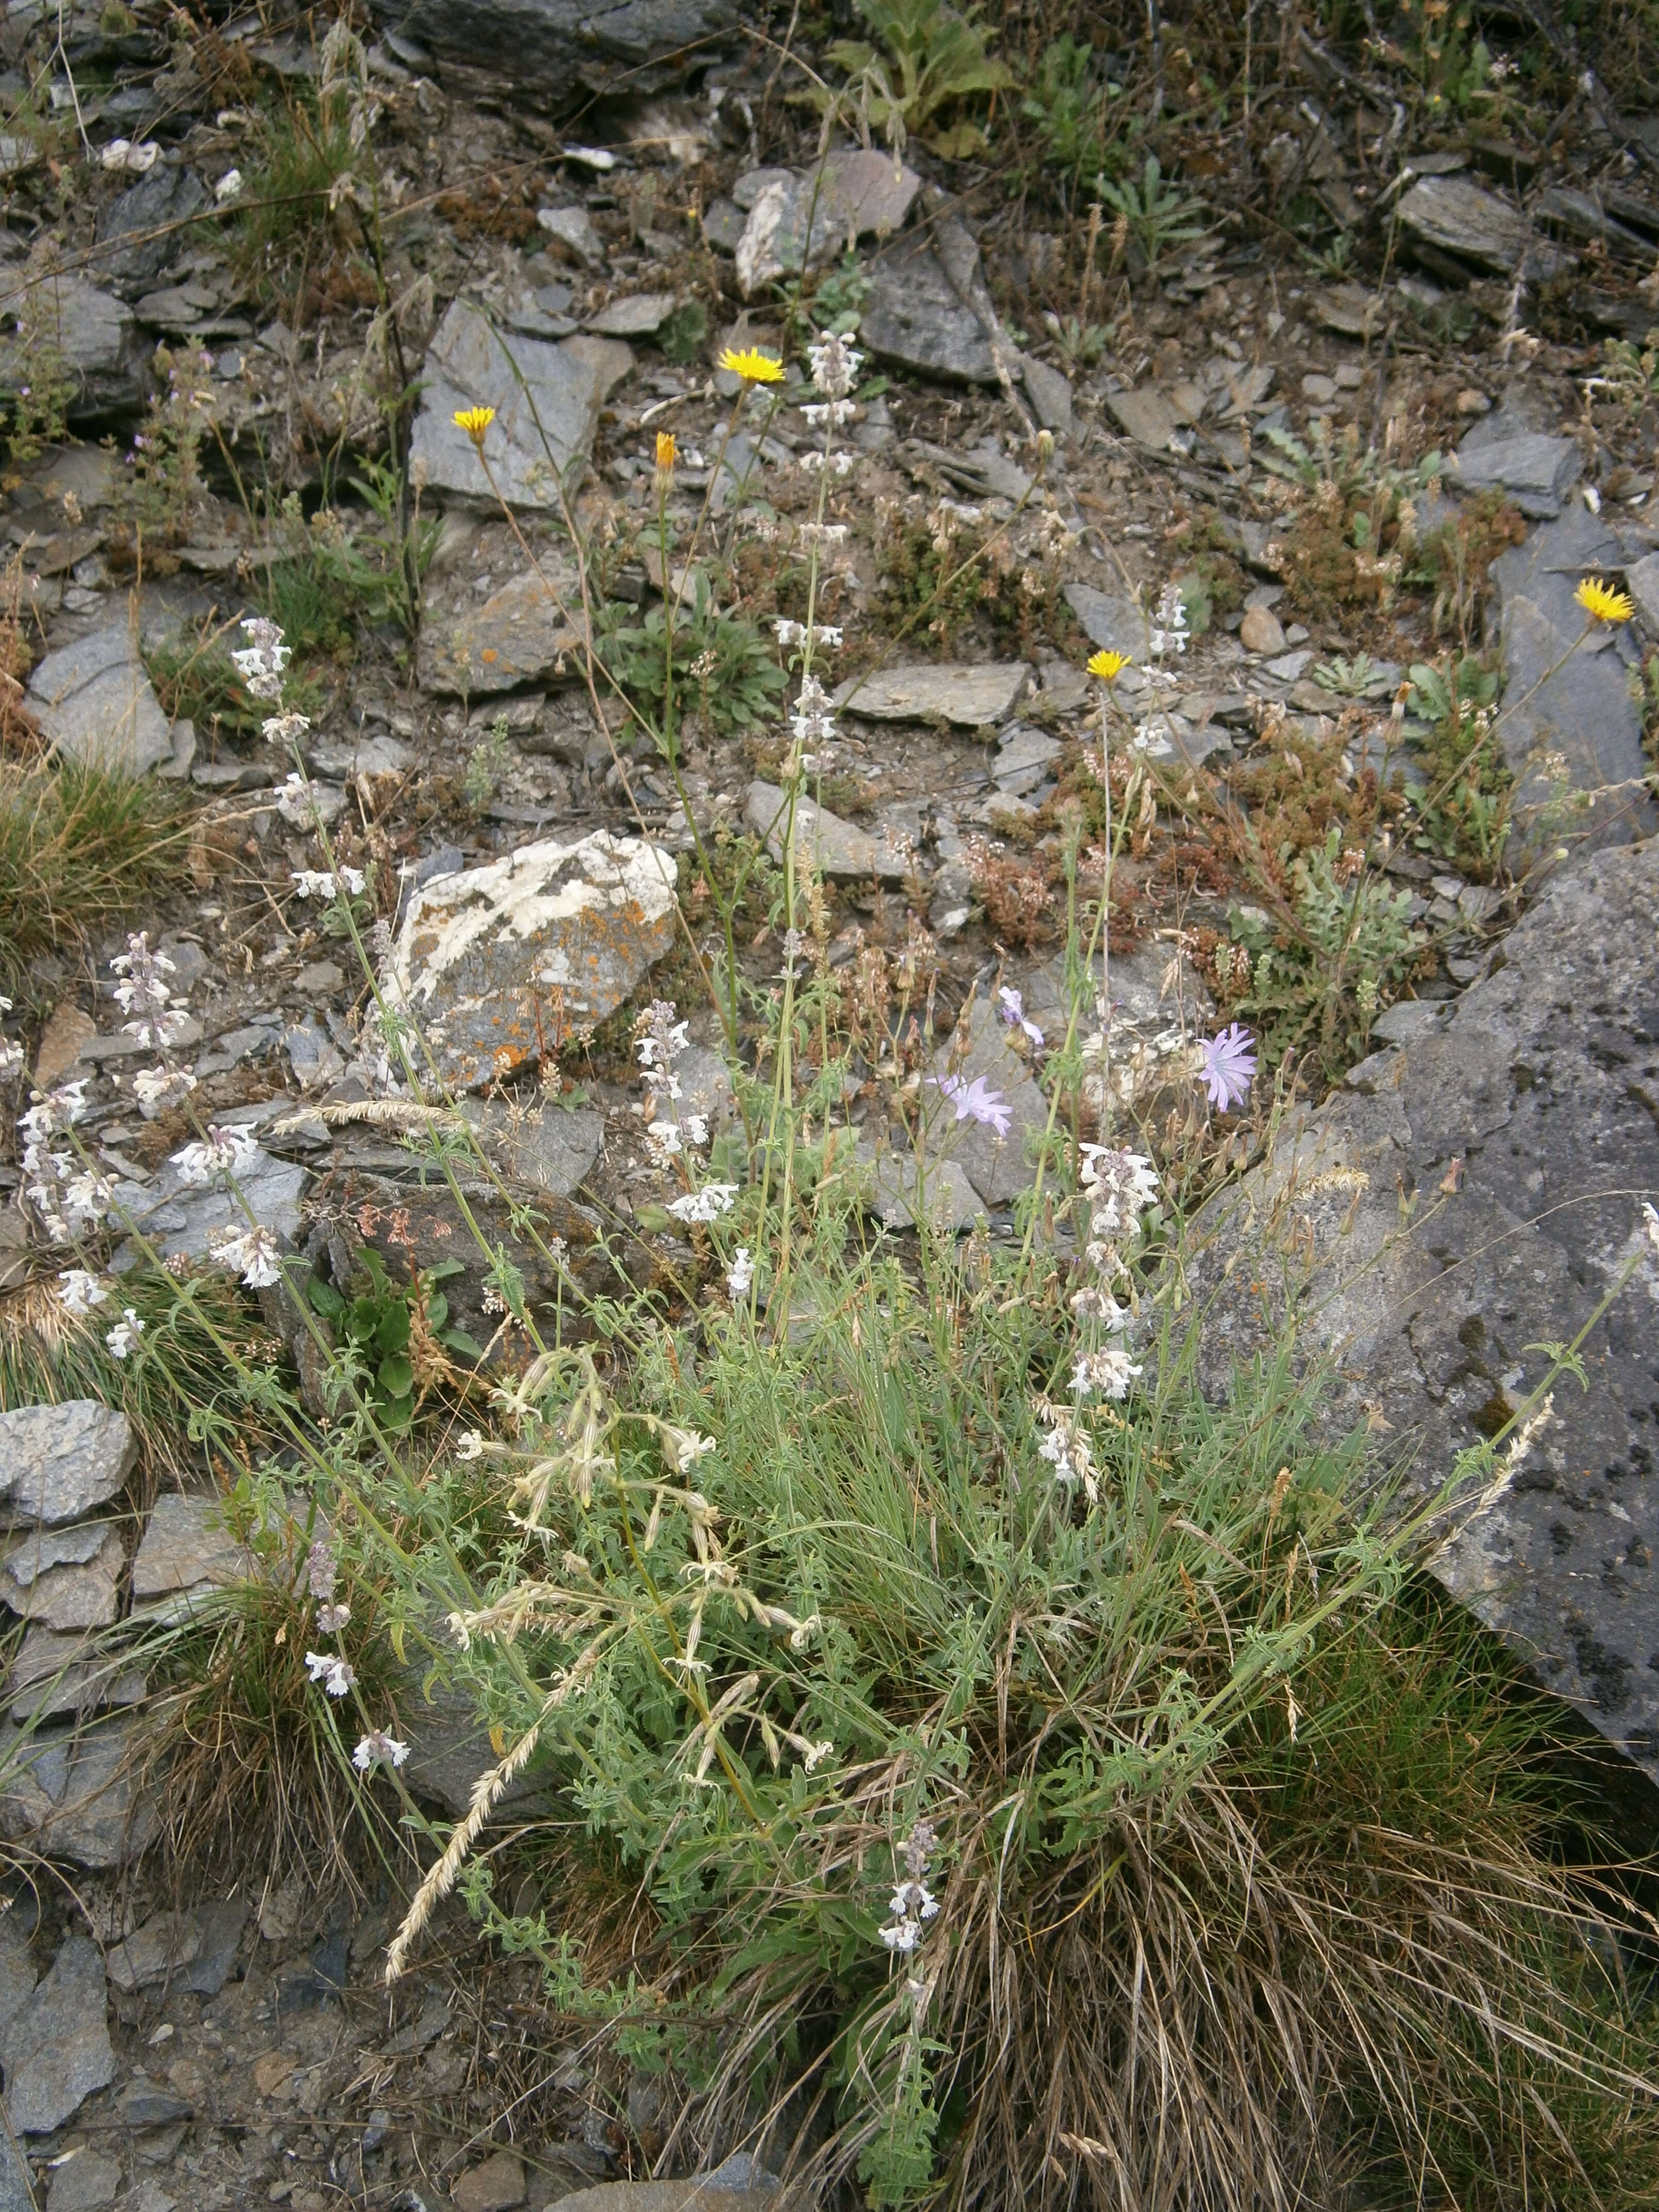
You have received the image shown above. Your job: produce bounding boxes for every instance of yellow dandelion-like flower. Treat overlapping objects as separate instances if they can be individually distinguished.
[452,404,495,452]
[655,430,676,470]
[1574,575,1633,624]
[718,347,785,386]
[1087,649,1132,681]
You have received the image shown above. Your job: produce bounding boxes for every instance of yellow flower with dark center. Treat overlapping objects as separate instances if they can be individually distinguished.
[1087,649,1132,681]
[718,347,785,385]
[452,405,495,452]
[1575,575,1633,624]
[656,430,676,470]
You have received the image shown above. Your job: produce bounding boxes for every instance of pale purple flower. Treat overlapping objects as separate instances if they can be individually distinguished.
[807,332,861,401]
[930,1074,1012,1137]
[352,1729,410,1772]
[0,1037,21,1084]
[1077,1146,1159,1232]
[306,1538,336,1602]
[304,1650,355,1698]
[1199,1023,1257,1113]
[315,1602,351,1635]
[20,1082,88,1143]
[997,986,1043,1048]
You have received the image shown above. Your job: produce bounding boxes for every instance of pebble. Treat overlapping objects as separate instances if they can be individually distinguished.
[1238,604,1287,655]
[1300,372,1338,403]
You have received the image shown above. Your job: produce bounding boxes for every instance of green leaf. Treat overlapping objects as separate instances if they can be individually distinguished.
[378,1352,415,1398]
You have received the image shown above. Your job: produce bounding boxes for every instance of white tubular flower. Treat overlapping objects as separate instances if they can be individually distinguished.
[109,932,175,1017]
[291,867,367,899]
[132,1065,197,1118]
[315,1602,351,1634]
[774,619,806,646]
[880,1917,923,1954]
[0,1038,21,1083]
[1148,581,1189,659]
[1070,1344,1142,1401]
[62,1170,112,1228]
[454,1430,485,1461]
[682,1113,709,1147]
[807,333,861,399]
[352,1729,410,1772]
[1078,1146,1160,1234]
[264,710,312,750]
[275,773,322,825]
[207,1222,285,1288]
[58,1269,111,1315]
[636,1002,689,1069]
[231,616,290,702]
[172,1124,261,1186]
[214,167,243,202]
[1037,1410,1097,1501]
[801,399,857,428]
[647,1119,685,1157]
[666,1183,738,1225]
[20,1082,89,1143]
[304,1650,356,1698]
[726,1246,754,1299]
[790,674,837,747]
[105,1308,145,1360]
[798,521,848,547]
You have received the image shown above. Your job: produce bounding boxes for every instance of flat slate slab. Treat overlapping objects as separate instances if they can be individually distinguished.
[860,219,1013,386]
[1189,838,1659,1785]
[0,1713,158,1868]
[745,781,908,880]
[833,662,1029,726]
[1450,428,1581,518]
[734,149,921,295]
[388,831,677,1089]
[408,300,632,508]
[416,564,581,695]
[0,1933,113,2135]
[0,1402,136,1527]
[26,622,175,774]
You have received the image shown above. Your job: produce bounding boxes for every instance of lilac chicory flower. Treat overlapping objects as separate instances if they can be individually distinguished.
[930,1074,1013,1137]
[1199,1022,1257,1113]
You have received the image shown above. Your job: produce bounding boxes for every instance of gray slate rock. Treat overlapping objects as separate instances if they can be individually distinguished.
[417,564,581,695]
[463,1099,605,1193]
[833,662,1029,726]
[1628,547,1659,631]
[745,782,908,880]
[106,1911,201,1994]
[0,1402,136,1528]
[1450,429,1581,518]
[1,1522,123,1631]
[388,832,677,1089]
[1188,838,1659,1783]
[26,623,175,774]
[733,149,920,295]
[930,1003,1046,1208]
[408,301,632,508]
[860,220,1013,385]
[110,1144,306,1273]
[0,1715,158,1868]
[1486,508,1658,851]
[1,1933,113,2134]
[544,2182,780,2212]
[93,162,210,286]
[394,0,735,94]
[1397,173,1564,278]
[131,1490,250,1615]
[0,271,138,415]
[7,1624,146,1725]
[1063,584,1152,661]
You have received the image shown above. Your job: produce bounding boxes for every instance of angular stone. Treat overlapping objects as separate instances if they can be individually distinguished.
[462,1099,605,1194]
[833,662,1028,726]
[734,150,921,296]
[45,2151,121,2210]
[417,565,581,695]
[0,1915,36,2037]
[0,1933,113,2134]
[106,1911,202,1994]
[1,1523,123,1631]
[93,162,210,284]
[26,623,174,774]
[1064,584,1152,661]
[542,2181,788,2212]
[395,0,735,95]
[744,782,908,880]
[1190,840,1659,1785]
[1238,603,1287,655]
[993,726,1062,794]
[452,2150,527,2212]
[0,1715,158,1869]
[1018,351,1073,432]
[860,221,1010,384]
[110,1144,306,1273]
[930,1005,1047,1208]
[537,203,604,265]
[408,301,633,509]
[1397,173,1544,274]
[840,1136,986,1234]
[1486,510,1657,851]
[1627,548,1659,630]
[1102,384,1182,452]
[388,832,677,1089]
[1450,430,1581,519]
[0,1402,136,1527]
[1315,282,1386,337]
[7,1625,145,1725]
[583,291,677,336]
[1026,941,1214,1113]
[131,1491,250,1612]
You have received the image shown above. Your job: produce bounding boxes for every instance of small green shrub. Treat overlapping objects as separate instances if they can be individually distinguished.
[1402,654,1510,878]
[1097,154,1206,273]
[0,760,181,993]
[814,0,1012,159]
[595,588,786,747]
[1021,35,1123,192]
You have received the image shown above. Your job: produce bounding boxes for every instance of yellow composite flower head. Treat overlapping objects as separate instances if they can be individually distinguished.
[453,404,495,452]
[655,430,677,470]
[718,346,785,385]
[1087,648,1132,681]
[1575,575,1633,624]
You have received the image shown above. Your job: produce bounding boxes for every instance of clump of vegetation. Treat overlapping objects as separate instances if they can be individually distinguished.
[813,0,1012,159]
[874,497,1069,652]
[0,760,181,993]
[595,590,786,747]
[1098,153,1206,274]
[1264,422,1443,619]
[1021,35,1125,197]
[1401,655,1510,879]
